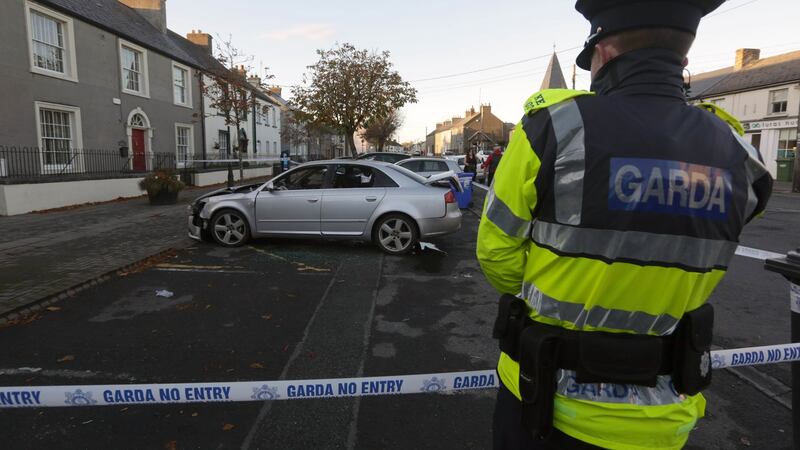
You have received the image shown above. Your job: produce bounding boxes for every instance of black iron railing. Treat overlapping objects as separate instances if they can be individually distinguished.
[0,146,176,183]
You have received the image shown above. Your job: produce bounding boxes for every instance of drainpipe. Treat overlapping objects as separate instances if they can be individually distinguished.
[252,102,257,155]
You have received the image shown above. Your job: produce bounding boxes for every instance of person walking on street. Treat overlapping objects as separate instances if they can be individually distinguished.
[477,1,773,449]
[465,148,478,178]
[482,146,503,186]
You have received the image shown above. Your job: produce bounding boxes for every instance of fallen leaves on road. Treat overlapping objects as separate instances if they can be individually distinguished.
[740,436,752,446]
[164,440,177,450]
[295,263,330,273]
[222,424,235,431]
[249,363,265,369]
[118,249,179,276]
[46,306,62,312]
[261,314,272,320]
[57,355,75,362]
[0,312,43,329]
[191,412,199,417]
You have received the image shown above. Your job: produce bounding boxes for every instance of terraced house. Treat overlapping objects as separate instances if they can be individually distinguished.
[0,0,277,215]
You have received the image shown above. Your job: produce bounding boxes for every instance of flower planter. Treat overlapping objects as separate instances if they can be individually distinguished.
[147,190,179,205]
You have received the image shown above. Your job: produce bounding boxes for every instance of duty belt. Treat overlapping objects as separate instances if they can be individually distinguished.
[492,294,714,440]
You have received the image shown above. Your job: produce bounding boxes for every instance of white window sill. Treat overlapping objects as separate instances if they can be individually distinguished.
[174,101,193,109]
[122,89,150,99]
[30,67,78,83]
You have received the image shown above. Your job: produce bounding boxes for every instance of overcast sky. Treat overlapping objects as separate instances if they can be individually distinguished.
[167,0,800,143]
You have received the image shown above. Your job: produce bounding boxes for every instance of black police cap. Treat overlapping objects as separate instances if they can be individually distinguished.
[575,0,725,70]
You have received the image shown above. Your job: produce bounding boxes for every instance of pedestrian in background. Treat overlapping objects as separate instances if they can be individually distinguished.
[465,148,478,178]
[478,0,773,448]
[482,146,503,186]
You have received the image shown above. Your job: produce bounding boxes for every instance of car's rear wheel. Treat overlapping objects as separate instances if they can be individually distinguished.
[374,214,418,255]
[210,209,250,247]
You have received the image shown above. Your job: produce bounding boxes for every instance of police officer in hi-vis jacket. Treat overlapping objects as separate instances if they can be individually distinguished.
[478,1,773,448]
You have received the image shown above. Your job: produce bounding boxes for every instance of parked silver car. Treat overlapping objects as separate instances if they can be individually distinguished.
[188,160,462,254]
[395,157,462,178]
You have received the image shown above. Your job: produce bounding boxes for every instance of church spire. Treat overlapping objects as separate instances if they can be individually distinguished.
[540,51,567,90]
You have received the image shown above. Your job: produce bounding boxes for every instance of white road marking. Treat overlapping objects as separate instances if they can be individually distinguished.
[0,368,137,381]
[472,181,489,191]
[735,246,785,261]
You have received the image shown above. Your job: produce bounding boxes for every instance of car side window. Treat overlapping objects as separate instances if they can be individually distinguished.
[332,164,376,188]
[275,166,328,190]
[372,168,399,187]
[401,160,422,172]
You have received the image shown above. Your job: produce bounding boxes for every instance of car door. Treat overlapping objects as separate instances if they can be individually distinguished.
[321,164,388,236]
[254,165,329,235]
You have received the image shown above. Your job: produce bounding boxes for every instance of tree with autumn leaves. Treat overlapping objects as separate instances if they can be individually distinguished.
[200,36,273,185]
[292,43,417,157]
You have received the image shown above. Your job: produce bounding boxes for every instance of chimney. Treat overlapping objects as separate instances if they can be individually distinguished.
[735,48,760,71]
[247,75,262,87]
[269,86,282,96]
[186,29,213,55]
[119,0,167,33]
[480,104,491,116]
[452,116,461,123]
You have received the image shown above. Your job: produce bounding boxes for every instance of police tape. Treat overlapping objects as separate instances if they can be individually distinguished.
[2,343,799,408]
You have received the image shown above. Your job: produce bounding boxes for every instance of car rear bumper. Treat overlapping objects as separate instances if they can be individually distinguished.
[418,204,462,238]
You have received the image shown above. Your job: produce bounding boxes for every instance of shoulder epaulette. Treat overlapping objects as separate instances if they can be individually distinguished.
[696,103,745,136]
[523,89,594,115]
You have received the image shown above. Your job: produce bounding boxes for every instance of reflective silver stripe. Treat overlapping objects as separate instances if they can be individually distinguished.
[522,281,680,335]
[532,221,738,270]
[484,188,532,238]
[556,370,682,406]
[549,100,586,226]
[732,130,769,220]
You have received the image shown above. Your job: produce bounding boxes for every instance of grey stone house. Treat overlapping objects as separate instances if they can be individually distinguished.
[0,0,209,181]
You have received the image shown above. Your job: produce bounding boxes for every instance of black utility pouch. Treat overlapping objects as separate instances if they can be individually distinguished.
[672,303,714,395]
[493,294,530,360]
[575,331,662,386]
[518,326,560,440]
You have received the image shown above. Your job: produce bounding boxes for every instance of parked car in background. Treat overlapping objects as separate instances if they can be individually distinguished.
[444,154,466,171]
[356,152,411,163]
[188,160,462,254]
[396,157,462,179]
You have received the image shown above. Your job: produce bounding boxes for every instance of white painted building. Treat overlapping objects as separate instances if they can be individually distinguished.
[201,74,281,163]
[690,49,800,180]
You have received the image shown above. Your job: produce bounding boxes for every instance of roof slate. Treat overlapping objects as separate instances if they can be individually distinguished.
[689,50,800,99]
[38,0,201,68]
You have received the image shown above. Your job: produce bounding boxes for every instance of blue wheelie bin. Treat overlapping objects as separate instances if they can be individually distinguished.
[454,172,473,209]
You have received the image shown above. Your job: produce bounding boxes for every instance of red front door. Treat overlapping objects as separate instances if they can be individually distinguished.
[132,129,146,171]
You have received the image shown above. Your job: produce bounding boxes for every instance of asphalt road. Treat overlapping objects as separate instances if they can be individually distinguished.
[0,188,797,449]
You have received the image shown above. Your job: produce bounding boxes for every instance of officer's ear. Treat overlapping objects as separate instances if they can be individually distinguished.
[682,57,689,67]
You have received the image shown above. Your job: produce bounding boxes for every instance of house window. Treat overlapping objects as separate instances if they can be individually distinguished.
[272,107,277,127]
[35,102,83,172]
[218,130,229,157]
[120,40,149,97]
[778,128,797,158]
[175,124,193,167]
[257,140,261,153]
[769,89,788,114]
[256,108,262,125]
[273,141,277,155]
[25,2,77,81]
[172,63,191,107]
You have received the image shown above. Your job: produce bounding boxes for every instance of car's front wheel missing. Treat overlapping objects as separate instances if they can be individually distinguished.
[374,213,418,255]
[210,209,250,247]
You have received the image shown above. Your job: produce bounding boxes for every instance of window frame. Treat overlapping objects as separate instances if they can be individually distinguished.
[34,101,83,173]
[119,39,150,98]
[171,61,192,108]
[25,1,78,82]
[175,123,194,168]
[769,89,788,115]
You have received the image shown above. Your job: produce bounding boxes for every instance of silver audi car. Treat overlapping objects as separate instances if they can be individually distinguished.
[187,160,462,254]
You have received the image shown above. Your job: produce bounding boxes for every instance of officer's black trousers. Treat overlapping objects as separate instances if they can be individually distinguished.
[493,383,603,450]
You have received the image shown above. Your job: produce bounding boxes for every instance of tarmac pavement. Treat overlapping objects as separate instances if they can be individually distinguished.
[0,181,797,448]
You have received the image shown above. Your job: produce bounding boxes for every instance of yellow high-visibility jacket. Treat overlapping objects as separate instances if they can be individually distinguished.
[478,88,772,450]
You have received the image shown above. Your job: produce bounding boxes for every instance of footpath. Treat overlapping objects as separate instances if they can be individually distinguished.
[0,179,796,320]
[0,182,246,318]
